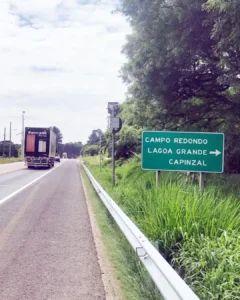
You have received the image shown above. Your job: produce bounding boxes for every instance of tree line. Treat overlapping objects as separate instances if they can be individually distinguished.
[53,127,83,158]
[84,0,240,173]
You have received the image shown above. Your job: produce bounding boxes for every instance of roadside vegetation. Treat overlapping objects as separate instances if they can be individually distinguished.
[0,157,22,164]
[81,1,240,299]
[83,156,240,299]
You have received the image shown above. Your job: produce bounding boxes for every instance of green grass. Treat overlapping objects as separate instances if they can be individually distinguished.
[80,166,162,300]
[83,156,240,300]
[0,157,22,164]
[173,231,240,299]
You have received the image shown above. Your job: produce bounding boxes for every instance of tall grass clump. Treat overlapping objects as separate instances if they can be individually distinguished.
[172,231,240,299]
[121,181,240,257]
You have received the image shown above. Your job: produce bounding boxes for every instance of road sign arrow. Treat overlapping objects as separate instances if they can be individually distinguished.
[210,150,221,156]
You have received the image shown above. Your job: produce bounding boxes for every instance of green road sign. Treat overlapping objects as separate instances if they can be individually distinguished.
[142,131,224,173]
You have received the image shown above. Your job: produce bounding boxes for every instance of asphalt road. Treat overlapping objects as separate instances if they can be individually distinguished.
[0,166,58,201]
[0,160,106,300]
[0,161,26,175]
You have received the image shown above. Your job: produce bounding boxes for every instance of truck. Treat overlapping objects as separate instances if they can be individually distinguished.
[62,152,67,159]
[24,127,56,169]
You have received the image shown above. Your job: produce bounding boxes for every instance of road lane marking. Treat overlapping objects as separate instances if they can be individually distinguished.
[0,164,62,207]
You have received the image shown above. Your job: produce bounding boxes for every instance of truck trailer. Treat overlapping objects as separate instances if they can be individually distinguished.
[24,127,56,168]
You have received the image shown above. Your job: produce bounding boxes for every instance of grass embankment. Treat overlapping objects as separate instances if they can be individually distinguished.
[83,156,240,300]
[80,165,162,300]
[0,157,22,164]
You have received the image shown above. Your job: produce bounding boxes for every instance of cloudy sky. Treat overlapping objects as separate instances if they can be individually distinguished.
[0,0,130,144]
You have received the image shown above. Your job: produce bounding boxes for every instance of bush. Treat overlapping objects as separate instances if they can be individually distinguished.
[115,125,141,160]
[81,145,99,156]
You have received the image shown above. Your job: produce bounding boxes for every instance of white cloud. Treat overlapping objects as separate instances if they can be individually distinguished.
[0,0,130,143]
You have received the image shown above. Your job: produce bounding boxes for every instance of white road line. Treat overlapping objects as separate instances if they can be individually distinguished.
[0,164,62,207]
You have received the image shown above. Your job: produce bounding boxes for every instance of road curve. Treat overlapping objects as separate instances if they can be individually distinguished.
[0,160,105,300]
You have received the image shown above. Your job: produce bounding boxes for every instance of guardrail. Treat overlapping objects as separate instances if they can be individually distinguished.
[82,163,200,300]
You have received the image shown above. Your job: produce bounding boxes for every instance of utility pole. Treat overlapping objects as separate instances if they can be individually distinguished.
[22,111,25,161]
[95,130,102,171]
[99,133,102,171]
[112,128,115,186]
[9,122,12,157]
[3,127,6,156]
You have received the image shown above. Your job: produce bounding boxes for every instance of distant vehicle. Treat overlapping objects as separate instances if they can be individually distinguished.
[62,152,67,159]
[24,127,56,169]
[55,154,60,162]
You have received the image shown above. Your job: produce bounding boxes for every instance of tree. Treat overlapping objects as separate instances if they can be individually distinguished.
[53,126,63,144]
[60,142,83,158]
[204,0,240,87]
[120,0,233,127]
[118,0,240,172]
[81,145,99,156]
[87,129,103,145]
[115,125,141,159]
[0,141,18,157]
[120,99,165,130]
[53,126,63,154]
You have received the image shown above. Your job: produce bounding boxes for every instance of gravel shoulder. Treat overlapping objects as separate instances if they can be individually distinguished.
[80,165,124,300]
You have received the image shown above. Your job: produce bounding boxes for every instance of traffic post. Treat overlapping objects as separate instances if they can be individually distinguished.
[108,102,122,187]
